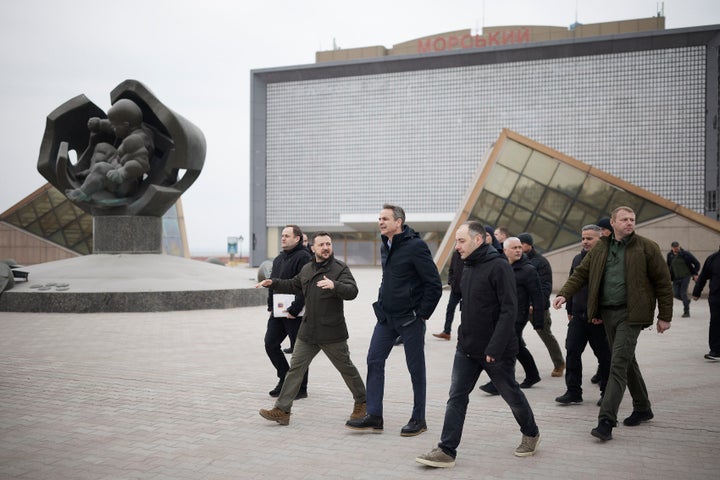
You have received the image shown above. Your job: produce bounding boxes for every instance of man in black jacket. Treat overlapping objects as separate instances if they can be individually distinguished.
[479,236,545,395]
[433,250,463,340]
[257,232,367,425]
[667,241,700,317]
[692,245,720,360]
[264,225,312,398]
[555,225,611,406]
[346,204,442,437]
[416,222,539,468]
[519,233,566,377]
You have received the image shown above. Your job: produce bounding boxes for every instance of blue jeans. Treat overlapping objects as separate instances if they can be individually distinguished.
[672,276,691,312]
[438,348,538,459]
[366,318,426,420]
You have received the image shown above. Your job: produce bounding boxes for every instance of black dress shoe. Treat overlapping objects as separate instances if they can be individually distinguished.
[283,347,293,354]
[555,392,583,404]
[590,372,601,384]
[394,336,403,346]
[479,382,499,395]
[401,419,427,437]
[269,380,284,397]
[591,419,614,441]
[519,377,541,389]
[345,414,384,432]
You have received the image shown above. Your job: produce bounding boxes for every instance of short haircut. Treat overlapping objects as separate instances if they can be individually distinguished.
[611,206,635,219]
[382,204,405,224]
[581,224,602,234]
[285,224,303,239]
[465,221,486,240]
[503,236,520,249]
[311,231,332,243]
[495,226,511,237]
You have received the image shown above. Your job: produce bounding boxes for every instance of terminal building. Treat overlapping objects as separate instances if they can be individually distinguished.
[249,15,720,270]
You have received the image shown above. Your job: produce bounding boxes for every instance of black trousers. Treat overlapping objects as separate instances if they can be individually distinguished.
[564,316,610,396]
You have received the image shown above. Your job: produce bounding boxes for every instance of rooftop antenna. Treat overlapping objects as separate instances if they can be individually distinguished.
[657,1,664,17]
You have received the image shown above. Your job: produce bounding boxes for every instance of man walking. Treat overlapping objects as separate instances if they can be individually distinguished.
[555,225,611,406]
[553,206,673,441]
[518,233,566,377]
[692,245,720,361]
[346,204,442,436]
[257,232,367,425]
[433,250,463,340]
[263,225,311,398]
[415,222,540,468]
[667,241,700,317]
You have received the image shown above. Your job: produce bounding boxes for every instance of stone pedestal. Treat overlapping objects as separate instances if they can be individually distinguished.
[93,216,162,254]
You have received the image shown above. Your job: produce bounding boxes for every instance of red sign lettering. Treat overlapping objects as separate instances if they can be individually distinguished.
[415,28,531,54]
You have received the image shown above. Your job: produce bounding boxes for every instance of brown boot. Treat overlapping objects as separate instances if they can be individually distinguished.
[260,407,290,425]
[350,402,367,420]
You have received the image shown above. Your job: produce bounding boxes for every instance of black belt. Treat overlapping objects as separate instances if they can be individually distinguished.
[600,304,626,310]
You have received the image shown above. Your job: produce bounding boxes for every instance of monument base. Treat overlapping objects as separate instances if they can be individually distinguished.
[94,216,162,254]
[0,254,265,313]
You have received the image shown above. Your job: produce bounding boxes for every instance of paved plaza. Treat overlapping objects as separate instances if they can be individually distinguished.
[1,266,719,479]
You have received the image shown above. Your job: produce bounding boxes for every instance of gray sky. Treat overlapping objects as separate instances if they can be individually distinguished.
[1,0,718,255]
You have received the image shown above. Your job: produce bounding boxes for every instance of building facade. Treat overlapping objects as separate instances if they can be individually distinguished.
[250,20,720,266]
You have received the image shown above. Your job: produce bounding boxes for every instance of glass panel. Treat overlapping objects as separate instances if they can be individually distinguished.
[48,229,67,247]
[564,201,602,234]
[522,150,557,185]
[484,164,519,198]
[549,163,586,197]
[16,204,37,227]
[537,190,572,223]
[576,176,614,214]
[512,176,545,212]
[38,211,60,236]
[63,221,84,247]
[75,241,91,255]
[524,214,558,252]
[46,188,67,208]
[637,202,673,223]
[471,190,504,225]
[607,189,644,214]
[496,139,532,173]
[53,202,78,228]
[345,241,374,264]
[495,203,533,236]
[32,197,54,219]
[551,227,582,251]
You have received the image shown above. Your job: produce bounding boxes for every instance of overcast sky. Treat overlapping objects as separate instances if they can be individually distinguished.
[1,0,718,255]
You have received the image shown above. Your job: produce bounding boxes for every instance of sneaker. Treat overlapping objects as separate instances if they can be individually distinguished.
[259,407,290,425]
[555,392,583,405]
[345,414,384,433]
[551,363,565,377]
[401,418,427,437]
[514,434,540,457]
[295,388,308,399]
[269,379,284,397]
[519,377,541,389]
[623,409,653,426]
[415,447,456,468]
[479,381,499,395]
[704,352,720,361]
[432,332,451,340]
[350,402,366,420]
[591,419,614,441]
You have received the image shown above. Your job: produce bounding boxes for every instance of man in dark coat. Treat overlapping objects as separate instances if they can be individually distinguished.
[346,204,442,437]
[257,232,366,425]
[433,250,464,340]
[416,221,540,468]
[692,245,720,360]
[667,241,700,317]
[264,225,312,398]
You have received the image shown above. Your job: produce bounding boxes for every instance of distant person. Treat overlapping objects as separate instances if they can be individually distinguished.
[518,233,566,377]
[667,241,700,317]
[346,204,442,437]
[692,245,720,361]
[494,226,511,245]
[553,206,673,441]
[484,225,503,251]
[555,225,611,406]
[433,251,463,341]
[415,222,540,468]
[596,217,613,237]
[479,237,545,395]
[263,225,311,399]
[257,232,367,425]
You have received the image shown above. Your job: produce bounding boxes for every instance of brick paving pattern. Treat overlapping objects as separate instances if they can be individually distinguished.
[1,267,719,479]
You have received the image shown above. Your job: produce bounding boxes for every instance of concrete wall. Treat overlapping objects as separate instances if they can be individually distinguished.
[0,222,79,266]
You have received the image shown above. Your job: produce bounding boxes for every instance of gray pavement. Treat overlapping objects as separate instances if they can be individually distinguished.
[1,266,719,479]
